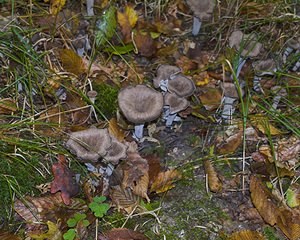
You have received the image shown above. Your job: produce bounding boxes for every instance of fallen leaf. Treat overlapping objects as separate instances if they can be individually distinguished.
[59,49,86,76]
[150,169,182,193]
[108,118,125,141]
[47,0,66,15]
[143,154,161,185]
[250,114,283,136]
[198,87,222,111]
[117,4,138,43]
[132,172,150,202]
[101,228,149,240]
[0,231,21,240]
[29,221,62,240]
[228,229,266,240]
[0,98,17,114]
[217,130,243,154]
[110,185,139,213]
[50,155,80,205]
[203,159,222,192]
[133,31,156,57]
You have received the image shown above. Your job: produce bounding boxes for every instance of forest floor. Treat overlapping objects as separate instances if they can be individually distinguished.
[0,0,299,240]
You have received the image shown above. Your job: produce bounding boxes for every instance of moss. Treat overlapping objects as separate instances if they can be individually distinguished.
[263,226,284,240]
[93,83,119,119]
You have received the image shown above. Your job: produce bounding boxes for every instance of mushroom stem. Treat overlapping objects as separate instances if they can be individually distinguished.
[166,113,179,127]
[282,47,293,64]
[221,96,236,122]
[292,49,300,71]
[133,124,145,140]
[192,16,202,36]
[159,79,169,92]
[235,57,247,79]
[253,76,263,93]
[86,0,94,16]
[272,88,287,110]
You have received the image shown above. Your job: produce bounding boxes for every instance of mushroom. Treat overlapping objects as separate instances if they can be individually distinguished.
[229,30,263,78]
[167,74,196,98]
[283,37,300,71]
[66,128,111,162]
[186,0,215,36]
[252,59,277,93]
[163,92,190,126]
[103,138,128,165]
[86,0,94,16]
[221,82,245,121]
[153,65,181,91]
[271,86,287,110]
[118,85,164,140]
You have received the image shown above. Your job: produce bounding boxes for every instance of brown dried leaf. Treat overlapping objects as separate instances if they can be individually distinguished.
[198,88,222,111]
[203,159,222,192]
[0,231,21,240]
[132,172,150,202]
[102,228,149,240]
[110,185,139,214]
[150,169,182,193]
[117,4,138,43]
[217,130,243,154]
[143,154,161,185]
[250,114,283,136]
[228,229,266,240]
[277,208,300,240]
[133,31,156,57]
[59,49,86,76]
[50,155,79,205]
[0,98,17,114]
[108,117,125,141]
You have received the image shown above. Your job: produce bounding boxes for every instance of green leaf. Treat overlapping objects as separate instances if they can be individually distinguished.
[67,218,77,228]
[63,229,76,240]
[103,43,134,55]
[95,6,117,47]
[74,213,87,221]
[93,196,106,203]
[286,188,299,208]
[82,219,90,227]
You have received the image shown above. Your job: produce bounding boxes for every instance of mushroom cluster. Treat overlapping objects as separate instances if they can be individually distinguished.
[186,0,216,36]
[153,65,196,126]
[118,85,164,140]
[65,127,127,165]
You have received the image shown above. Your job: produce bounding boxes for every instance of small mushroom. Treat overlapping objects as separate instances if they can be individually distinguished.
[252,59,277,93]
[271,86,287,110]
[186,0,215,36]
[66,128,112,162]
[153,65,181,91]
[118,85,164,140]
[283,37,300,71]
[229,30,263,78]
[163,92,190,126]
[103,138,128,165]
[167,74,196,98]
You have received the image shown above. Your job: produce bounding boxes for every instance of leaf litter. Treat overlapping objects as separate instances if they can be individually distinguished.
[0,0,299,239]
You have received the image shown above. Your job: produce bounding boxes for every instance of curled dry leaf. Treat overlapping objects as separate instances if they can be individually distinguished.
[133,31,156,57]
[250,175,300,240]
[150,169,182,194]
[110,185,139,214]
[203,159,222,192]
[228,229,266,240]
[101,228,149,240]
[50,155,80,205]
[58,49,86,76]
[217,130,243,154]
[132,172,150,202]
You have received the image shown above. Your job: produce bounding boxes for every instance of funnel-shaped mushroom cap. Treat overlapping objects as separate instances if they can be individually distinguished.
[153,65,181,88]
[66,128,111,162]
[253,59,277,74]
[229,30,263,58]
[164,92,190,114]
[286,37,300,49]
[167,74,196,98]
[187,0,215,21]
[222,82,244,98]
[118,85,164,124]
[104,138,128,165]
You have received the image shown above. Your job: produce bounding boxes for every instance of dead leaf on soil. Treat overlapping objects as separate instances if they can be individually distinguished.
[143,154,161,185]
[133,31,156,57]
[117,4,138,43]
[217,130,243,154]
[108,117,126,141]
[132,172,150,202]
[50,155,80,205]
[250,114,283,136]
[0,98,17,114]
[110,185,139,213]
[228,229,266,240]
[100,228,149,240]
[198,87,222,111]
[58,49,86,76]
[250,175,300,240]
[29,221,62,240]
[204,159,222,192]
[150,169,182,193]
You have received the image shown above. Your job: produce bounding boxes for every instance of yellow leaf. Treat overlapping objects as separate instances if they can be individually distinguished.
[250,114,283,136]
[150,169,182,193]
[117,5,138,43]
[29,221,62,240]
[229,229,266,240]
[50,0,66,15]
[59,49,86,76]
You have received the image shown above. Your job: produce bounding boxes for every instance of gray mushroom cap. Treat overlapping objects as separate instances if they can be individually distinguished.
[167,74,196,98]
[104,138,128,165]
[253,59,277,75]
[65,128,111,162]
[164,92,190,114]
[286,37,300,49]
[186,0,215,21]
[118,85,164,124]
[153,65,181,88]
[222,82,244,98]
[229,30,263,58]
